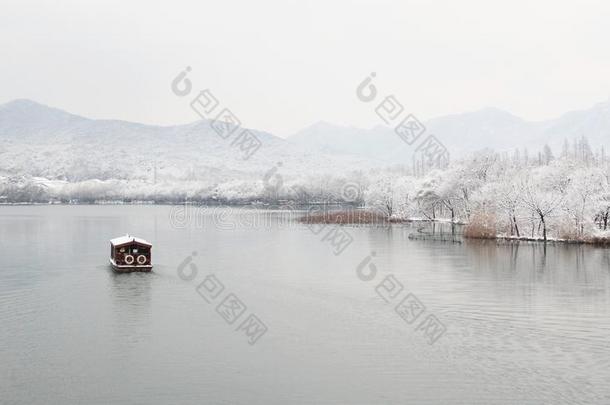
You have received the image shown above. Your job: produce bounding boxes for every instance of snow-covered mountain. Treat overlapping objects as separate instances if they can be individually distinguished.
[1,98,609,187]
[0,99,382,185]
[541,100,610,148]
[288,102,610,162]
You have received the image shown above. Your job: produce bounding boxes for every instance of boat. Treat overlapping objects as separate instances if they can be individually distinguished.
[109,235,153,272]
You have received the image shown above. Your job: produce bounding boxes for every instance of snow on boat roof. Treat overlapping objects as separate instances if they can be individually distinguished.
[110,235,152,247]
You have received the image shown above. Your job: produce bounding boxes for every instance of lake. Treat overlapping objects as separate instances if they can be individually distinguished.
[1,205,610,404]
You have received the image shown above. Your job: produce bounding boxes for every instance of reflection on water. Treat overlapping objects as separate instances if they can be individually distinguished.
[408,221,463,244]
[108,271,153,345]
[1,205,610,405]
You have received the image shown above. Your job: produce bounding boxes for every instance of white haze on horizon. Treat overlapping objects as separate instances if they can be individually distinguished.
[1,0,610,137]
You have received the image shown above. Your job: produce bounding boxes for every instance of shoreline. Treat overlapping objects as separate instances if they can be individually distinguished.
[299,210,610,247]
[2,203,609,246]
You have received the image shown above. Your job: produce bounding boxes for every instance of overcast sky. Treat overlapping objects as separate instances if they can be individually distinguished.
[2,0,610,136]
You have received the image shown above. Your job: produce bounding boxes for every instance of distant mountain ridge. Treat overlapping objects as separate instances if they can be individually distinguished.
[289,101,610,162]
[1,98,609,183]
[0,99,383,185]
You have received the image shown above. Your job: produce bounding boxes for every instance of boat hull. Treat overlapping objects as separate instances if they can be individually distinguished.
[109,259,153,273]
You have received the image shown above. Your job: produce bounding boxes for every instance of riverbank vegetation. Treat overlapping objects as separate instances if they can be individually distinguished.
[299,210,389,225]
[299,138,610,245]
[361,138,610,244]
[2,137,609,245]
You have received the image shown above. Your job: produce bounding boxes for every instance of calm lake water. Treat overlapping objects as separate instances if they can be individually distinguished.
[1,205,610,405]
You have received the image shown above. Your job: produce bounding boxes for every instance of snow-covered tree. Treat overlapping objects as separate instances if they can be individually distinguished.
[364,176,395,218]
[519,166,566,241]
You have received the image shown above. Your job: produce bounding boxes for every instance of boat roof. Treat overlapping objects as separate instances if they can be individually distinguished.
[110,235,152,247]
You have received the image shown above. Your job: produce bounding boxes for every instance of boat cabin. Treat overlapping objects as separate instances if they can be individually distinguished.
[109,235,153,272]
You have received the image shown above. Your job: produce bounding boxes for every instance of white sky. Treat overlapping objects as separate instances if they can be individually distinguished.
[2,0,610,136]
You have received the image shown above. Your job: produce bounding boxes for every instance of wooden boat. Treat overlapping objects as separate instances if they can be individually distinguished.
[109,235,153,272]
